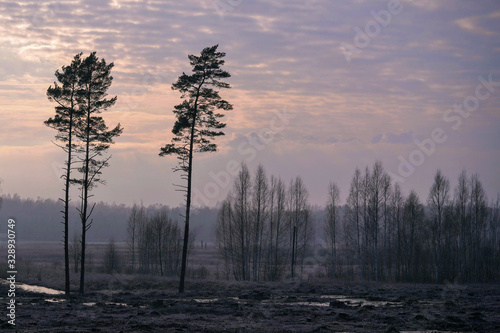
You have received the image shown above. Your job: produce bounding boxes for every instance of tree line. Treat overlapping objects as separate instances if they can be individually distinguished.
[0,194,217,243]
[215,162,500,284]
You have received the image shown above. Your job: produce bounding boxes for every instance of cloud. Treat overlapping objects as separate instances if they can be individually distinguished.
[371,134,383,144]
[405,0,452,11]
[326,136,339,144]
[455,16,497,36]
[385,130,414,144]
[303,135,319,142]
[371,131,414,145]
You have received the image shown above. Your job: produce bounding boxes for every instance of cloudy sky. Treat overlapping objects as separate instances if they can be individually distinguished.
[0,0,499,208]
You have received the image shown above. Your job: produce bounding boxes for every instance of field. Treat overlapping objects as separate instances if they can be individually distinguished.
[1,242,500,332]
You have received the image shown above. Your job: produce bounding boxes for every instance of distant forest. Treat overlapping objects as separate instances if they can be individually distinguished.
[0,194,217,244]
[1,161,499,284]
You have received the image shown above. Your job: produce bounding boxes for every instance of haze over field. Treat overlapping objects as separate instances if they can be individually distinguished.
[1,0,499,207]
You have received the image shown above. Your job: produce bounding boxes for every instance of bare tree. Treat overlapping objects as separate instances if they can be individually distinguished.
[454,170,469,280]
[299,208,315,277]
[137,210,154,274]
[427,169,450,283]
[344,168,364,280]
[216,199,234,280]
[127,203,145,272]
[469,173,487,282]
[366,161,387,281]
[381,173,392,280]
[402,190,425,281]
[391,183,405,281]
[251,165,269,281]
[324,181,340,279]
[288,176,313,278]
[151,209,167,276]
[361,166,371,280]
[486,195,500,280]
[266,176,288,281]
[232,164,252,280]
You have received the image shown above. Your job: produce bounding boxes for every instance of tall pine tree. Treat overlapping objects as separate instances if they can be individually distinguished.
[74,52,122,294]
[160,45,232,293]
[44,53,83,296]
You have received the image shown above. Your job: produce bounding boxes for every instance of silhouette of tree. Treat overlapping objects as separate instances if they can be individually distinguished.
[288,176,312,278]
[469,173,487,282]
[402,190,425,281]
[344,168,364,280]
[74,52,123,294]
[324,181,340,279]
[251,164,269,281]
[44,53,83,296]
[127,203,146,272]
[160,44,232,293]
[427,169,450,283]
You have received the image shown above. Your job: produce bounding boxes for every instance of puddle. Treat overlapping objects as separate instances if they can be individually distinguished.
[44,298,66,303]
[109,302,128,307]
[276,295,401,308]
[294,301,330,307]
[83,301,129,307]
[1,279,64,295]
[194,298,220,303]
[191,295,401,308]
[18,283,64,295]
[321,295,401,307]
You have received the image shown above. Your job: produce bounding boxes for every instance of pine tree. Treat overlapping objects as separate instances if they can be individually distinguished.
[44,53,83,296]
[74,52,123,294]
[160,45,232,293]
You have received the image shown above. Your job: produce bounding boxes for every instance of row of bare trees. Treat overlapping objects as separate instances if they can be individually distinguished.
[127,204,183,276]
[336,162,499,283]
[216,162,499,283]
[216,164,314,281]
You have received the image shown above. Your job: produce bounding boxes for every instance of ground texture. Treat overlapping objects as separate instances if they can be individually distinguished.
[1,279,499,332]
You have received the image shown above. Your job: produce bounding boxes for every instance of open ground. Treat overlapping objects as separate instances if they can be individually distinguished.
[1,242,499,332]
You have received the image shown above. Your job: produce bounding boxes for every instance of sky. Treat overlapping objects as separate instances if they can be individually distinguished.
[0,0,499,208]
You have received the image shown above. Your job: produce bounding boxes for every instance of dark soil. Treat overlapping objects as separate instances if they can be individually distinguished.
[1,279,499,332]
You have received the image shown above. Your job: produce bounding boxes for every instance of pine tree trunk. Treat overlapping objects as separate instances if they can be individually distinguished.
[291,225,296,278]
[64,138,71,295]
[63,103,74,296]
[178,86,201,292]
[178,132,192,293]
[79,90,91,295]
